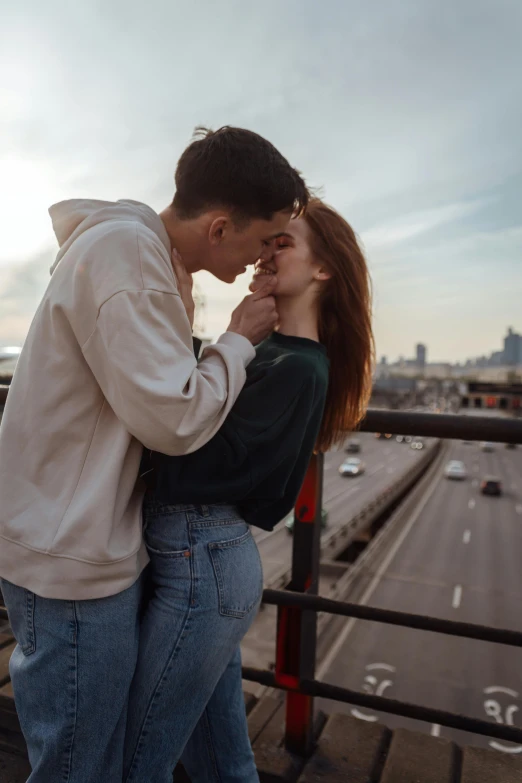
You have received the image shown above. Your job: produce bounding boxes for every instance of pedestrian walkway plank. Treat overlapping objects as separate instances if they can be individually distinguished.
[298,714,389,783]
[0,643,15,688]
[461,745,522,783]
[380,728,457,783]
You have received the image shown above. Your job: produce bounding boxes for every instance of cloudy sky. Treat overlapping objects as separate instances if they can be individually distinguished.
[1,0,521,362]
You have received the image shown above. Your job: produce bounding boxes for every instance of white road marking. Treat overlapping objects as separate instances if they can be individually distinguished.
[463,530,471,544]
[317,463,442,679]
[516,504,522,515]
[452,585,462,609]
[489,742,522,755]
[484,686,519,697]
[366,663,396,672]
[468,498,476,510]
[431,724,441,737]
[351,708,378,722]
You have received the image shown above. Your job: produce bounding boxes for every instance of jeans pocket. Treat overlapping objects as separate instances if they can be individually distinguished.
[209,530,263,618]
[0,579,36,656]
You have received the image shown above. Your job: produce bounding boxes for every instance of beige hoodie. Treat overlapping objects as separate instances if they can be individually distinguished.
[0,199,254,599]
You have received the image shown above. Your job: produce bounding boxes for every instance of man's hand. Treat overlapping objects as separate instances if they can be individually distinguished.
[172,249,195,328]
[227,276,278,345]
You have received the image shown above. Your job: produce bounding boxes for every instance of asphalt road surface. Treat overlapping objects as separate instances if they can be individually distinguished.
[254,433,429,586]
[317,437,522,755]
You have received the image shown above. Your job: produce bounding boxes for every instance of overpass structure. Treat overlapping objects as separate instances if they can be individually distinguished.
[1,402,522,781]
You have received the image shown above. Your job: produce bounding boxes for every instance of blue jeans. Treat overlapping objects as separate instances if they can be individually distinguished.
[0,574,143,782]
[124,500,263,783]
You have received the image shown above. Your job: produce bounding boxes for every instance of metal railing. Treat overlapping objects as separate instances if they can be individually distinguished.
[241,409,522,755]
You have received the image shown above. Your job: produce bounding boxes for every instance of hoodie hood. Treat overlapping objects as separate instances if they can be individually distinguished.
[48,199,170,274]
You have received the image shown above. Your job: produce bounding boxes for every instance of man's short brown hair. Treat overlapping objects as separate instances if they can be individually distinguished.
[173,126,308,222]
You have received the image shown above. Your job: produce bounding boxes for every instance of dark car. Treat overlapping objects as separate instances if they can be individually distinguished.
[505,443,517,450]
[480,476,502,496]
[345,439,361,454]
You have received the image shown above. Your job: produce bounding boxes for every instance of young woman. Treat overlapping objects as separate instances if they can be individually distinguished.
[123,199,374,783]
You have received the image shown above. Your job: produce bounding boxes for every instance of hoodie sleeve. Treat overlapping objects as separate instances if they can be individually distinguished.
[81,287,255,456]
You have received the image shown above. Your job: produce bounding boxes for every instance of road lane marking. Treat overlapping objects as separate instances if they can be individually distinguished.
[351,708,378,722]
[317,459,443,679]
[431,724,441,737]
[468,498,476,510]
[452,585,462,609]
[463,530,471,544]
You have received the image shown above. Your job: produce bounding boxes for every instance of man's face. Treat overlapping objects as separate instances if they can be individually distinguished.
[206,210,292,283]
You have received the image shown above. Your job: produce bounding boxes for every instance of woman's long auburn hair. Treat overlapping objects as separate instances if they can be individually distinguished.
[304,199,375,452]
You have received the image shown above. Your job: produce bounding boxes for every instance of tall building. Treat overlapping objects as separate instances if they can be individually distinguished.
[416,343,427,369]
[503,328,522,366]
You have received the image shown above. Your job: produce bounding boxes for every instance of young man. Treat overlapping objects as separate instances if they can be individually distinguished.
[0,126,308,782]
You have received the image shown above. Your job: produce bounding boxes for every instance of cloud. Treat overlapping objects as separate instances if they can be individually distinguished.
[0,0,521,361]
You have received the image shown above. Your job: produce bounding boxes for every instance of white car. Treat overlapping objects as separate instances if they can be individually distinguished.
[339,457,365,477]
[481,442,495,452]
[444,460,467,480]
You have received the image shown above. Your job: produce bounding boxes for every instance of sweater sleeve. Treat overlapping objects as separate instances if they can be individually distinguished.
[81,287,255,456]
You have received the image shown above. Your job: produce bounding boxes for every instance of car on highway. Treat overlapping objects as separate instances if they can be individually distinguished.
[462,440,473,446]
[480,476,502,496]
[444,460,467,480]
[505,442,517,449]
[375,433,392,440]
[396,435,412,444]
[480,441,495,452]
[345,439,361,454]
[284,508,328,534]
[338,457,365,477]
[410,437,424,450]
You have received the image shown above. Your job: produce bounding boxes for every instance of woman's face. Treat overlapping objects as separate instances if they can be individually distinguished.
[253,217,329,297]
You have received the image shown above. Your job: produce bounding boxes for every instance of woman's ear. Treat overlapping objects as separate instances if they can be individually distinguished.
[314,264,332,282]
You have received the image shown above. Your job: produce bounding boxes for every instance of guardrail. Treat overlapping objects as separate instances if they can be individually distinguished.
[241,409,522,756]
[268,438,441,589]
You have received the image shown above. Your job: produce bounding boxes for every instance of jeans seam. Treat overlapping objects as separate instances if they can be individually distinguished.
[126,535,194,781]
[201,707,221,781]
[24,590,36,655]
[62,601,79,782]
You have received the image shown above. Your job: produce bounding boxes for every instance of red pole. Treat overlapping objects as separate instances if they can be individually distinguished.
[275,453,323,755]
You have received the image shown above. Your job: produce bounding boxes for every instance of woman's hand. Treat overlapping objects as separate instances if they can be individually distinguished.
[172,249,195,328]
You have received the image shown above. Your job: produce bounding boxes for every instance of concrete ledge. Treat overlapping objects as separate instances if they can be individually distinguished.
[298,714,390,783]
[461,745,522,783]
[380,727,458,783]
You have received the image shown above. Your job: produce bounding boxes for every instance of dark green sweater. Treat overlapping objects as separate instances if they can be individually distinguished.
[141,332,329,531]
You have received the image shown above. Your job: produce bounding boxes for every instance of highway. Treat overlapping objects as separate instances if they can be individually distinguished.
[254,432,430,586]
[317,437,522,755]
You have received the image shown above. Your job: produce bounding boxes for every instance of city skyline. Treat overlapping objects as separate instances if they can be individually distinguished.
[382,325,522,368]
[1,1,521,362]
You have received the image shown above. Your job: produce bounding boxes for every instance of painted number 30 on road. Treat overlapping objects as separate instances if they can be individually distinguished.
[483,686,522,755]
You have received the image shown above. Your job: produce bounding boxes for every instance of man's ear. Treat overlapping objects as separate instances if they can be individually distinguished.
[208,216,228,246]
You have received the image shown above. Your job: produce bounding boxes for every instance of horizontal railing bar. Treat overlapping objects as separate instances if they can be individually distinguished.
[359,409,522,443]
[242,667,522,745]
[262,589,522,647]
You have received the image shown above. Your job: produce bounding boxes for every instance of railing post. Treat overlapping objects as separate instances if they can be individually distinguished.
[275,452,323,756]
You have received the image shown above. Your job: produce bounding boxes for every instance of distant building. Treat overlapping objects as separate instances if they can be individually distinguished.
[416,343,427,369]
[503,328,522,366]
